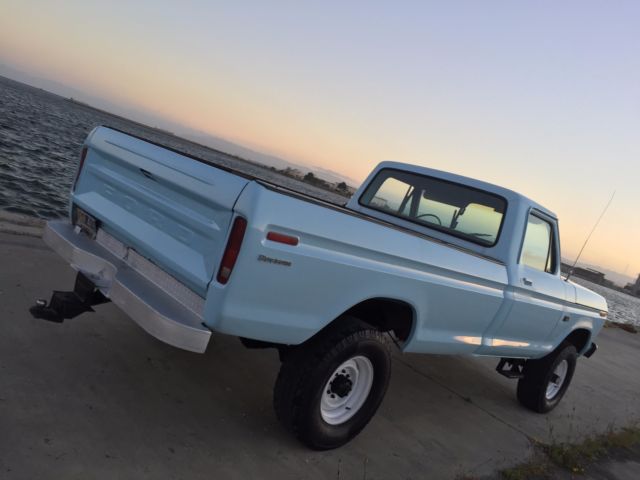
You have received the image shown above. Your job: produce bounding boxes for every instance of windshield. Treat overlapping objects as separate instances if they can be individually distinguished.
[359,169,507,247]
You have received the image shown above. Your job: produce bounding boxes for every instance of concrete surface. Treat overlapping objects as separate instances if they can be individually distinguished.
[0,211,44,237]
[0,229,639,479]
[585,457,640,480]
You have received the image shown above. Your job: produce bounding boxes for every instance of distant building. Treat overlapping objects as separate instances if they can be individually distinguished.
[624,274,640,296]
[561,264,607,285]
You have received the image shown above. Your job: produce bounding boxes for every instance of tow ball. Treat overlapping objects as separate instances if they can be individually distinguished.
[29,272,110,323]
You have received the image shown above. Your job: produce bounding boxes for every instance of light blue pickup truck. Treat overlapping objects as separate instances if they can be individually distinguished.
[32,126,607,449]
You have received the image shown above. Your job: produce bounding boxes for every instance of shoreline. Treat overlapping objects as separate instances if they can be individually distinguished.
[0,210,44,237]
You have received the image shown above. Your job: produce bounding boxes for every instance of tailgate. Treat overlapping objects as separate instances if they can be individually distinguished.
[71,127,250,296]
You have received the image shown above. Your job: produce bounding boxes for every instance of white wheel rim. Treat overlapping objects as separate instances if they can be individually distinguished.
[320,356,374,425]
[546,359,569,400]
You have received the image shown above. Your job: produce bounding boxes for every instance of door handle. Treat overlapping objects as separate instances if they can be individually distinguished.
[522,277,533,287]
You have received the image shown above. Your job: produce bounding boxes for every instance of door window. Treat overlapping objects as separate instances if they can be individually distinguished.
[520,214,556,273]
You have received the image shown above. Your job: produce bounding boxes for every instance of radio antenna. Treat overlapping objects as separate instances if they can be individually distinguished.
[565,191,615,282]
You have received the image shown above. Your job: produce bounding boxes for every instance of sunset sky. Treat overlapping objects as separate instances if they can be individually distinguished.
[1,1,639,281]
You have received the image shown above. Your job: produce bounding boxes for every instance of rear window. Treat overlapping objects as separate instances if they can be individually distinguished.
[359,169,507,246]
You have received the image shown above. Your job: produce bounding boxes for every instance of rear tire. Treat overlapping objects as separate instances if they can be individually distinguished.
[273,316,391,450]
[517,342,577,413]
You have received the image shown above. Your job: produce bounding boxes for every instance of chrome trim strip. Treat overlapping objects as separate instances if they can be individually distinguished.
[43,221,211,353]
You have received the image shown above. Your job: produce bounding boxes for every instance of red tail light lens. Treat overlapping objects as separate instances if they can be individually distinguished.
[217,217,248,284]
[72,146,88,191]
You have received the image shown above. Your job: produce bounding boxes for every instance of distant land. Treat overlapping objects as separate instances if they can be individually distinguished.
[561,258,635,287]
[0,63,359,187]
[577,263,636,288]
[181,131,358,186]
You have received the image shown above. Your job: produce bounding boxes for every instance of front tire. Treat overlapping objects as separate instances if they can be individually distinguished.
[517,342,577,413]
[273,316,391,450]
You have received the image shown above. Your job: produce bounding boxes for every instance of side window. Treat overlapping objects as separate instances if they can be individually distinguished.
[520,214,556,273]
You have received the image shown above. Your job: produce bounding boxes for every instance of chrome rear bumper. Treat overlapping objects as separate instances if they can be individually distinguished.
[43,221,211,353]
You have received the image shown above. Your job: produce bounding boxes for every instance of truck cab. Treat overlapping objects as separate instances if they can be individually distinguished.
[347,161,606,358]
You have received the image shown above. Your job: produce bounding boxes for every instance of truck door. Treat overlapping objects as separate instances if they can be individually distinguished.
[486,211,567,357]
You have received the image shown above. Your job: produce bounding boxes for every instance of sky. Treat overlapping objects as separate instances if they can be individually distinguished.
[1,1,639,281]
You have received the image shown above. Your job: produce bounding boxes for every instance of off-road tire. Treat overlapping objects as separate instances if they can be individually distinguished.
[273,316,391,450]
[517,341,577,413]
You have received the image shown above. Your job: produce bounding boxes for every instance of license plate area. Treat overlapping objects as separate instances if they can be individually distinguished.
[73,207,98,239]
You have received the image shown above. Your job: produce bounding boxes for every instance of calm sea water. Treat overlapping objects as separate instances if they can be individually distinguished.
[1,76,637,326]
[572,278,640,327]
[0,76,344,219]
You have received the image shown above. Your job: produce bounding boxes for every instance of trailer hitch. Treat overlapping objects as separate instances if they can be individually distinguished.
[29,272,110,323]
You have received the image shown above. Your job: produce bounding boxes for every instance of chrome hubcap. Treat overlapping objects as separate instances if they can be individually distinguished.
[546,359,569,400]
[320,356,374,425]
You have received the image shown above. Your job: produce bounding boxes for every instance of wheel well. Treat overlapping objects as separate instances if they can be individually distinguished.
[564,329,591,353]
[341,298,415,343]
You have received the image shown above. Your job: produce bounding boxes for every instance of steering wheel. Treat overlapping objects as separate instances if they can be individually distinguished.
[415,213,442,225]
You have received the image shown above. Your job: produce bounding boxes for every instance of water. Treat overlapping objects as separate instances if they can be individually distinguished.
[572,278,640,327]
[0,76,345,219]
[1,76,638,326]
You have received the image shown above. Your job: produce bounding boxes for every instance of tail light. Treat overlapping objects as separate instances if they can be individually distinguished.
[72,146,88,191]
[217,217,248,284]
